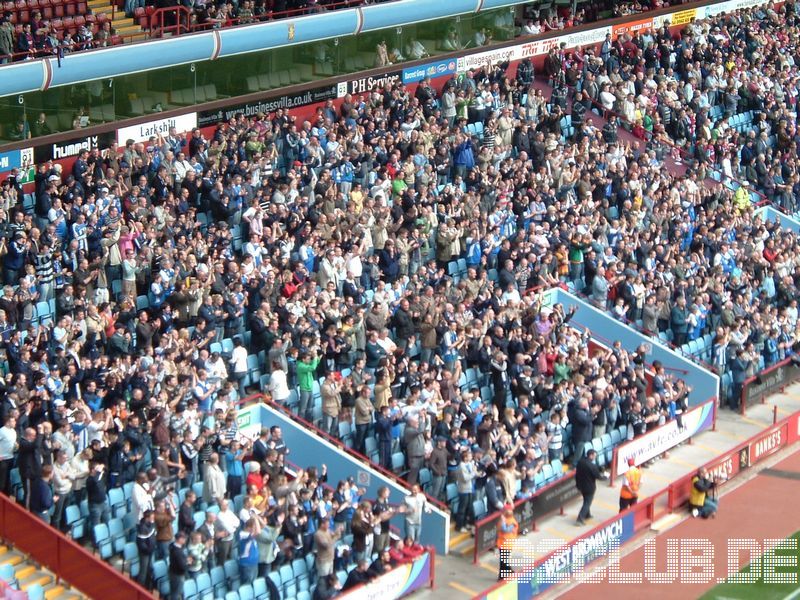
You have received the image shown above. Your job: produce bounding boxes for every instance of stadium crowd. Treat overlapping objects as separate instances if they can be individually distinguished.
[0,0,798,597]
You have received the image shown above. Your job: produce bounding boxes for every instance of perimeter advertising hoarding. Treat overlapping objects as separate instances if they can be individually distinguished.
[402,58,458,84]
[115,113,198,146]
[480,512,635,599]
[742,361,800,409]
[342,70,403,96]
[338,550,432,600]
[197,84,339,127]
[747,422,789,465]
[33,132,116,163]
[475,473,579,557]
[613,401,715,477]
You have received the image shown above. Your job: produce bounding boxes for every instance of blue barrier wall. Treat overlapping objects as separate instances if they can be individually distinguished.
[546,289,720,406]
[236,402,451,554]
[3,0,530,95]
[0,61,45,97]
[757,206,800,234]
[48,35,217,88]
[360,0,477,31]
[217,11,359,58]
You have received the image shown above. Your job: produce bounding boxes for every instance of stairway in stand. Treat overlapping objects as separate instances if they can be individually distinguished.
[86,0,145,40]
[0,542,87,599]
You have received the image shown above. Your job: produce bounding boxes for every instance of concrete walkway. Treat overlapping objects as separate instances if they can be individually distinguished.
[411,385,800,599]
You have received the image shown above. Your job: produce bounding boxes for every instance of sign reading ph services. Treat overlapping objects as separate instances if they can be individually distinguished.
[116,113,198,146]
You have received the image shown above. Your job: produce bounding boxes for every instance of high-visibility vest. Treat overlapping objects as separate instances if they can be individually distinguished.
[689,476,706,507]
[620,466,641,500]
[497,515,519,550]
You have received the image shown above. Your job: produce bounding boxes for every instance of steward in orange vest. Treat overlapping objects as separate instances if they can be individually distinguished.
[497,504,519,581]
[619,457,641,512]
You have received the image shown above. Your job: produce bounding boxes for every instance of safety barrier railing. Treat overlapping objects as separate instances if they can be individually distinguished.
[0,491,152,599]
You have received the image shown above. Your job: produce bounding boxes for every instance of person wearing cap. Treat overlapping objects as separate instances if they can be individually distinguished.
[619,457,641,512]
[496,503,519,580]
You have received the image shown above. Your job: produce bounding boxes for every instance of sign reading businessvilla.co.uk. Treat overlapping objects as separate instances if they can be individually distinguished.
[197,84,339,127]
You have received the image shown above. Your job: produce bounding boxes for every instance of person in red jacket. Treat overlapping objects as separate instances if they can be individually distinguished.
[402,536,425,561]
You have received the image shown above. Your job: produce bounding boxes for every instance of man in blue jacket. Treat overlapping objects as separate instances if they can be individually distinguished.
[453,135,475,179]
[29,464,55,524]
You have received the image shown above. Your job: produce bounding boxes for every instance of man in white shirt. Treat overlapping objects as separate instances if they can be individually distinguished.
[268,364,290,404]
[215,498,241,565]
[132,471,154,522]
[403,484,430,543]
[230,337,249,391]
[52,449,76,531]
[0,414,17,496]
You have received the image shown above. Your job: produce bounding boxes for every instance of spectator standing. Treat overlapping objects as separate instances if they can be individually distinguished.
[132,471,154,522]
[168,531,189,600]
[136,510,157,588]
[86,460,110,527]
[29,464,55,524]
[238,518,260,585]
[17,427,42,509]
[154,498,176,560]
[403,415,425,485]
[455,450,476,533]
[428,436,448,502]
[297,351,321,422]
[372,486,395,553]
[313,517,343,582]
[0,414,16,496]
[51,450,75,531]
[203,453,226,506]
[215,498,240,565]
[320,371,342,437]
[403,483,430,543]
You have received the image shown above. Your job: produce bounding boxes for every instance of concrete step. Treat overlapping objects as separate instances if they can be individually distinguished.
[14,564,37,581]
[20,570,54,589]
[114,26,142,36]
[0,553,25,567]
[110,17,134,26]
[43,584,65,599]
[650,511,683,533]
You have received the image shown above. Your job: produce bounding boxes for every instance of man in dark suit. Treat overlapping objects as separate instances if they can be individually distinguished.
[168,531,189,600]
[17,426,42,509]
[575,449,605,526]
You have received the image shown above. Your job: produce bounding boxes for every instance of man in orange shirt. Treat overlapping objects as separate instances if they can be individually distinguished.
[497,504,519,581]
[619,457,641,512]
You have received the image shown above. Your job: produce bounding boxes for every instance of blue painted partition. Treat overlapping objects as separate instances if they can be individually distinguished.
[0,61,45,96]
[236,402,451,554]
[756,206,800,234]
[0,0,531,95]
[48,35,217,88]
[359,0,479,32]
[217,11,359,57]
[546,288,719,406]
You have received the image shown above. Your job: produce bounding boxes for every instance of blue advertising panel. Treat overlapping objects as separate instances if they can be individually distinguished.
[402,58,458,84]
